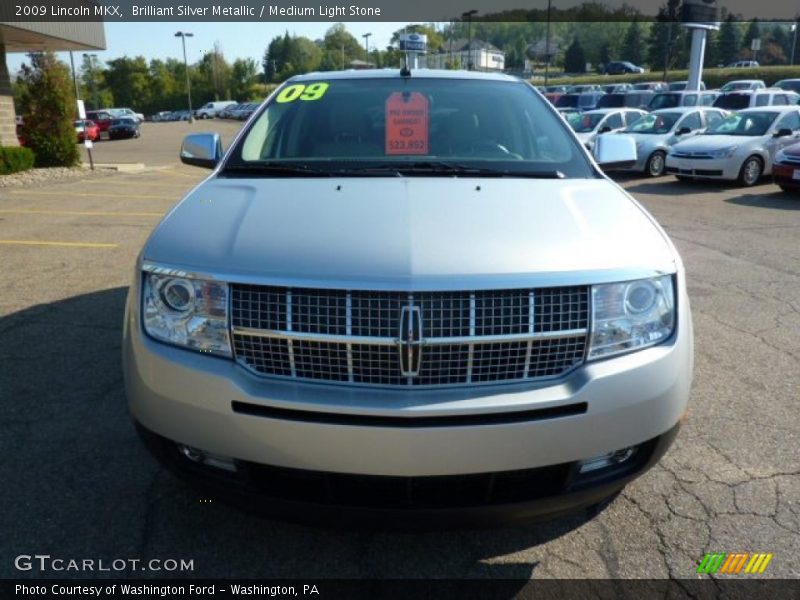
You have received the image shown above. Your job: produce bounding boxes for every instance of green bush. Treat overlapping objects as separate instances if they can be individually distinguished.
[0,146,35,175]
[538,65,800,89]
[15,52,79,168]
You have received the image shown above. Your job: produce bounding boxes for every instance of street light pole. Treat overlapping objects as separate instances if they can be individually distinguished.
[362,32,372,63]
[462,10,478,70]
[175,31,195,123]
[791,21,798,66]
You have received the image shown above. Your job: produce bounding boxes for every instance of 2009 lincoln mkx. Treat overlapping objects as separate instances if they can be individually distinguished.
[123,69,693,526]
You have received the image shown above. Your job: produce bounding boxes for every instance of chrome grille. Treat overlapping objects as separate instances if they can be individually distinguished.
[231,285,589,388]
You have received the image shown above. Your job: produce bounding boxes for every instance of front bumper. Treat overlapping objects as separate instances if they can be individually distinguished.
[773,163,800,188]
[665,155,739,180]
[124,276,692,483]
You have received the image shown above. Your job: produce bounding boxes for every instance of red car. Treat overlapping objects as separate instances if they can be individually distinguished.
[74,119,99,142]
[86,110,113,139]
[773,141,800,193]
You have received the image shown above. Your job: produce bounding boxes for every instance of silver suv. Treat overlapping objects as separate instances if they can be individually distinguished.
[123,70,693,525]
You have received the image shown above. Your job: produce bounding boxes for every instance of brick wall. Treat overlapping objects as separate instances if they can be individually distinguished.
[0,46,19,147]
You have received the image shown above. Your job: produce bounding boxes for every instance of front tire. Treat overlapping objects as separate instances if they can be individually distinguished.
[738,155,763,187]
[646,151,667,177]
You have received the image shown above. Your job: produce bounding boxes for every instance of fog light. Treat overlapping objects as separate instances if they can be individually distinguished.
[578,447,637,474]
[178,444,237,472]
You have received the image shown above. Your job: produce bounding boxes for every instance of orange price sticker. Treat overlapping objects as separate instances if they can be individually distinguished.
[385,92,429,155]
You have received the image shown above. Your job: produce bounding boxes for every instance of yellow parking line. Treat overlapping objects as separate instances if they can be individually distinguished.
[0,240,118,248]
[0,209,162,217]
[9,190,171,200]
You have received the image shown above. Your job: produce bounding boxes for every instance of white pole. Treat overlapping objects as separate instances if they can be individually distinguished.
[687,27,707,91]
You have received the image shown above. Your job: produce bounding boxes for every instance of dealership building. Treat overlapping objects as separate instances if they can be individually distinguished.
[0,21,106,146]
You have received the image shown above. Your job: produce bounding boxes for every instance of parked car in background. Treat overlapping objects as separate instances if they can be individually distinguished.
[195,101,238,119]
[86,110,113,139]
[125,69,691,524]
[632,81,668,92]
[577,91,606,112]
[566,108,646,150]
[544,85,569,94]
[108,117,141,139]
[108,107,144,122]
[620,107,728,176]
[152,111,173,122]
[648,91,719,110]
[217,103,241,119]
[557,107,582,119]
[567,84,602,93]
[605,61,645,75]
[713,89,799,110]
[667,81,706,91]
[774,79,800,95]
[772,141,800,192]
[602,83,633,94]
[727,60,760,68]
[719,80,766,92]
[171,110,192,121]
[554,93,580,110]
[623,90,657,109]
[74,119,99,143]
[666,106,800,186]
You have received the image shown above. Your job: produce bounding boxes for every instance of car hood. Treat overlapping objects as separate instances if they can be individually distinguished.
[144,177,677,289]
[673,134,758,152]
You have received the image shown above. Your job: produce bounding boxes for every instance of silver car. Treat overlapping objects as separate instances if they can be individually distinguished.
[123,70,693,525]
[620,107,728,176]
[666,106,800,186]
[566,108,647,151]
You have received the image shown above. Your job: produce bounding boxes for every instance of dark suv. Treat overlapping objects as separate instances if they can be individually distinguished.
[605,61,645,75]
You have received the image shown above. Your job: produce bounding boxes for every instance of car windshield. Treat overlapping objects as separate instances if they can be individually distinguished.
[648,94,680,110]
[714,94,752,110]
[112,118,133,125]
[776,80,800,93]
[566,112,604,132]
[625,112,680,134]
[225,77,594,179]
[578,94,599,108]
[704,111,777,136]
[721,82,752,92]
[555,94,579,108]
[597,94,625,108]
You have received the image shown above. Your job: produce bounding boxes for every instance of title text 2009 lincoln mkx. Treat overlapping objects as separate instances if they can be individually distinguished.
[123,69,692,525]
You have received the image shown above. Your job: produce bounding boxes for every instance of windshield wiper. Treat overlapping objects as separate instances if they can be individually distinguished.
[340,161,566,179]
[223,163,331,176]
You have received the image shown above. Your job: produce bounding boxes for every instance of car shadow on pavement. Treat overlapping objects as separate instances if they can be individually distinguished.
[1,288,599,581]
[725,191,800,210]
[620,177,733,196]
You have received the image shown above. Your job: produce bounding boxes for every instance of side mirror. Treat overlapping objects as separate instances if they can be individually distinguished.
[773,128,793,138]
[593,134,637,170]
[180,133,223,169]
[676,127,692,135]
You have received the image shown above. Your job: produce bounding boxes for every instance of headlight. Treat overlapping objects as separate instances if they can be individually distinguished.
[142,268,231,356]
[708,145,738,159]
[588,275,675,360]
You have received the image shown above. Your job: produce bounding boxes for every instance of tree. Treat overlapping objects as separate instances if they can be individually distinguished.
[229,58,258,101]
[564,37,586,73]
[716,14,741,67]
[16,52,78,167]
[621,20,644,65]
[769,25,791,63]
[319,24,362,71]
[648,1,686,73]
[599,42,612,69]
[104,56,150,111]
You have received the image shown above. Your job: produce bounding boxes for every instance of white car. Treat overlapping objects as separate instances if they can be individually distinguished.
[566,108,647,151]
[619,107,729,176]
[666,106,800,186]
[713,89,799,111]
[195,101,237,119]
[719,79,766,92]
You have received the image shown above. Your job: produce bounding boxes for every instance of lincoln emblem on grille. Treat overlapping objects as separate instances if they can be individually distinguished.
[398,305,423,377]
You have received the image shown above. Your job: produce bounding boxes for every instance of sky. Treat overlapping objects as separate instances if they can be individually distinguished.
[6,21,409,76]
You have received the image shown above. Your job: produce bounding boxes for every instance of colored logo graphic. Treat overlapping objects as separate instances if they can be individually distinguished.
[696,552,773,574]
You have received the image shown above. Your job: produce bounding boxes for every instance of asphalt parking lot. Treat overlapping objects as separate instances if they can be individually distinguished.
[1,121,799,580]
